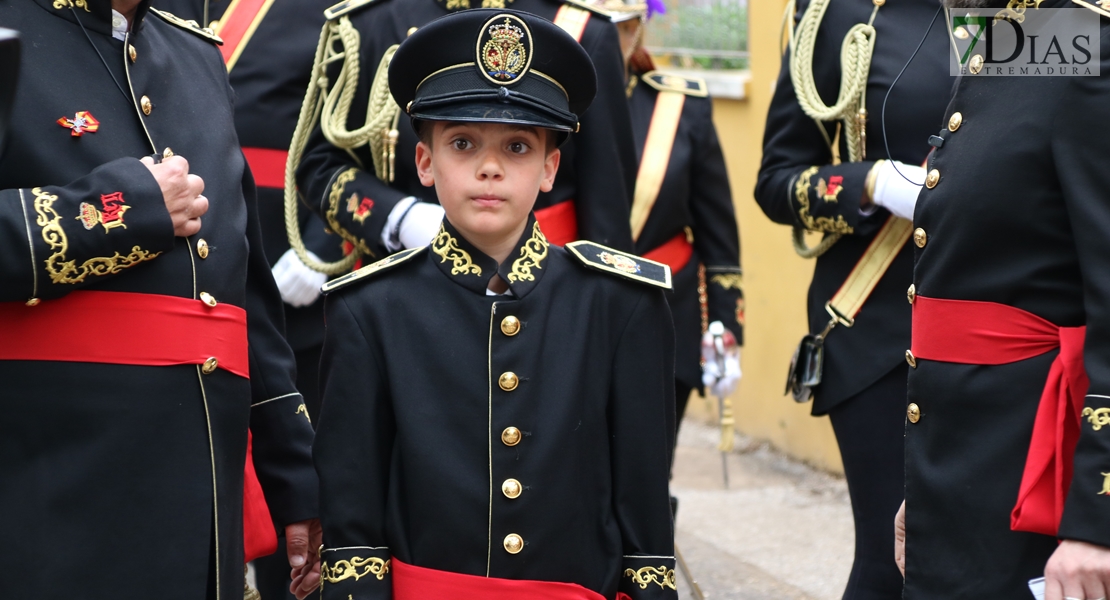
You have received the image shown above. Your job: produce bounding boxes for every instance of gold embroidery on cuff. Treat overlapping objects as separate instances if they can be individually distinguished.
[326,169,375,258]
[709,273,744,291]
[321,557,390,583]
[794,166,854,235]
[1083,407,1110,431]
[432,224,482,276]
[508,221,548,282]
[33,187,160,285]
[53,0,90,11]
[624,565,678,590]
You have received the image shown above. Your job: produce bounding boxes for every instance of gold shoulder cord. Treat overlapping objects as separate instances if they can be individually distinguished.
[285,15,402,275]
[787,0,883,258]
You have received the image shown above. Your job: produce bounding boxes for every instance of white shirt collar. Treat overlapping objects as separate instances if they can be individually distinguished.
[111,9,129,41]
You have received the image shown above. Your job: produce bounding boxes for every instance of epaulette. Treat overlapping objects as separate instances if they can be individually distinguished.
[324,0,386,21]
[560,0,616,18]
[148,8,223,44]
[1072,0,1110,18]
[322,246,425,294]
[642,71,708,98]
[565,241,672,289]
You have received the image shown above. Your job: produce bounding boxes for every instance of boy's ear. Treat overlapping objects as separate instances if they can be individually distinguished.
[540,146,560,194]
[415,140,435,188]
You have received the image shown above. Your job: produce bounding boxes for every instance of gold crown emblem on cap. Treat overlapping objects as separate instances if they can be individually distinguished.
[479,15,532,85]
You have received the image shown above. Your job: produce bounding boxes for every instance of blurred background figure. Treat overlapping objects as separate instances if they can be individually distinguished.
[755,0,949,597]
[0,28,17,153]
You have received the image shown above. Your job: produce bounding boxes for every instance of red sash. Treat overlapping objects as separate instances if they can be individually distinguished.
[642,232,693,274]
[534,200,578,247]
[911,295,1088,536]
[392,558,605,600]
[242,147,288,190]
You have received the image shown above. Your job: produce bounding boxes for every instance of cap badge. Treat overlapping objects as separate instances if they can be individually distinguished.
[57,111,100,137]
[478,15,532,85]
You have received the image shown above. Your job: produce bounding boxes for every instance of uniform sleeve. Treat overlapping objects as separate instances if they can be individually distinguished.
[610,289,678,600]
[314,293,394,600]
[573,18,636,252]
[241,164,319,527]
[687,98,744,345]
[0,157,175,302]
[1052,27,1110,548]
[754,48,887,239]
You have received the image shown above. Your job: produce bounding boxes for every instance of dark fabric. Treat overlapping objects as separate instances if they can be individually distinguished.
[254,536,297,600]
[754,0,951,413]
[904,4,1110,595]
[315,225,677,600]
[0,1,316,596]
[296,0,638,258]
[827,365,906,600]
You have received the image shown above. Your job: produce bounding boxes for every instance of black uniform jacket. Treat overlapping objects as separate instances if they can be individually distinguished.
[0,1,316,597]
[905,3,1110,596]
[629,71,743,392]
[755,0,951,413]
[314,215,678,600]
[296,0,637,261]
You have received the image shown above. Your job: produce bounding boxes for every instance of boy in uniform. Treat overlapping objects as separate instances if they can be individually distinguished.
[311,9,678,600]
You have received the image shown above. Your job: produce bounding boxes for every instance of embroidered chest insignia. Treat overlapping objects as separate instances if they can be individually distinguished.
[817,175,843,203]
[77,192,130,232]
[57,111,100,137]
[478,15,532,85]
[599,251,641,274]
[346,193,374,225]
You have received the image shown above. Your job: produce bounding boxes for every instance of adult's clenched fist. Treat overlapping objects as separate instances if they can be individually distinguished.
[141,155,207,237]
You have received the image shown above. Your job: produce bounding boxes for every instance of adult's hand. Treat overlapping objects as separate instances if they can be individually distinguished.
[140,155,207,237]
[894,500,906,577]
[287,518,323,600]
[1045,539,1110,600]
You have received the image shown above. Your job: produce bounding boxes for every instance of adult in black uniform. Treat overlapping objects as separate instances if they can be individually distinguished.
[899,1,1110,597]
[755,1,949,597]
[294,0,638,262]
[0,0,318,597]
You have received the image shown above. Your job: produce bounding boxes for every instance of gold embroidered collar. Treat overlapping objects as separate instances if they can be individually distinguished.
[430,214,549,297]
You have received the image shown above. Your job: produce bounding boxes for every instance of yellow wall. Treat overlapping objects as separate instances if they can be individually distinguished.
[691,0,845,473]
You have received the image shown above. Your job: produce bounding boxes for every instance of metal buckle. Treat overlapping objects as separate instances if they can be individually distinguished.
[818,302,855,338]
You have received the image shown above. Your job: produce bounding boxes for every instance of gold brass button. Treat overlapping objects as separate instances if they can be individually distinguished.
[907,403,921,424]
[140,95,152,115]
[948,112,963,132]
[913,228,928,248]
[202,357,219,374]
[906,350,917,368]
[197,238,209,259]
[498,372,519,392]
[407,26,418,36]
[907,284,916,305]
[502,478,522,499]
[128,44,137,62]
[163,147,174,158]
[501,427,521,447]
[199,292,217,307]
[501,316,521,337]
[954,25,969,40]
[925,169,940,189]
[969,54,984,75]
[503,533,523,554]
[25,297,40,307]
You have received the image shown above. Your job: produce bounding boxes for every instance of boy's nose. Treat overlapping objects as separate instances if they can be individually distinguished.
[476,150,505,180]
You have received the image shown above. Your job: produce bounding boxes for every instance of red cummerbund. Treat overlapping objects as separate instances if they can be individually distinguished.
[0,290,249,378]
[911,295,1088,536]
[243,147,289,190]
[534,200,578,247]
[643,232,693,274]
[392,558,605,600]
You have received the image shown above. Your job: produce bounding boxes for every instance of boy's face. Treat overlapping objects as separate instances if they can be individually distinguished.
[415,121,559,247]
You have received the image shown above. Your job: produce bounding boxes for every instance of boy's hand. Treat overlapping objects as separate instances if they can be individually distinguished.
[894,500,906,577]
[286,518,322,599]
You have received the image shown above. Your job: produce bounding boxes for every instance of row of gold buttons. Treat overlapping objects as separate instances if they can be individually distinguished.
[498,314,524,553]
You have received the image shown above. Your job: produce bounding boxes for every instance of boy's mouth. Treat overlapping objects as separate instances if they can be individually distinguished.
[471,195,507,207]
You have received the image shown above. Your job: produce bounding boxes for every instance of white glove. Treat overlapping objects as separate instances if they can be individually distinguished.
[871,160,926,221]
[701,321,742,398]
[271,248,328,308]
[398,201,445,249]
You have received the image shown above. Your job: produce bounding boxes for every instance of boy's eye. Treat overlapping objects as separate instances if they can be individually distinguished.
[452,139,472,150]
[508,142,529,154]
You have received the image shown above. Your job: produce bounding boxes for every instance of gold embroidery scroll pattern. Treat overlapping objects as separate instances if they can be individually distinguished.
[710,273,744,291]
[432,224,482,276]
[296,404,312,424]
[32,188,160,285]
[441,0,514,8]
[326,168,374,258]
[321,557,390,583]
[1099,472,1110,496]
[53,0,90,11]
[624,565,678,590]
[508,222,548,282]
[794,166,854,235]
[1083,407,1110,431]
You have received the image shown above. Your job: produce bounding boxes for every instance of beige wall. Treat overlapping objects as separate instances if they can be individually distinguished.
[691,0,845,473]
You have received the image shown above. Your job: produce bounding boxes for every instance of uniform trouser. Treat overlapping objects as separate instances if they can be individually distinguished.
[827,364,907,600]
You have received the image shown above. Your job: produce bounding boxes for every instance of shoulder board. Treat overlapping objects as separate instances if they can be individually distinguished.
[560,0,615,18]
[642,71,708,97]
[1072,0,1110,18]
[324,0,385,21]
[565,241,672,289]
[322,247,425,294]
[148,8,223,44]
